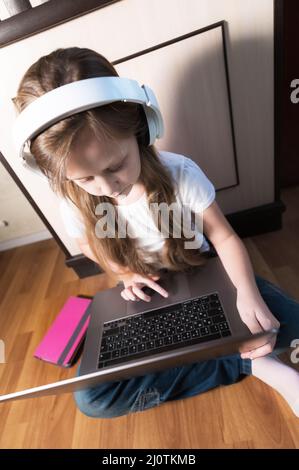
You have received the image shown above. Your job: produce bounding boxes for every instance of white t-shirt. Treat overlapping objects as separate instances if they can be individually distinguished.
[59,150,216,266]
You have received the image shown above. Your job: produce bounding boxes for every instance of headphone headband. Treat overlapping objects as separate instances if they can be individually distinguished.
[12,76,164,178]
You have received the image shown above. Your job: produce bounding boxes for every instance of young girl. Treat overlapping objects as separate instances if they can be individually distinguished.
[14,47,299,419]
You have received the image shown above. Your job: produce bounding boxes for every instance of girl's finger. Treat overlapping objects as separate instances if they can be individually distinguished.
[121,290,130,301]
[138,276,168,298]
[241,332,276,359]
[132,285,151,302]
[240,315,263,336]
[246,340,274,360]
[125,287,137,301]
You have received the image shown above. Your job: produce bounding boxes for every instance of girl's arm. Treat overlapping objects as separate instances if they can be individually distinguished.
[202,201,280,359]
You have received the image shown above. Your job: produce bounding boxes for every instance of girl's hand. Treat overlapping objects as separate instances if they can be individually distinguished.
[120,272,169,302]
[236,289,280,360]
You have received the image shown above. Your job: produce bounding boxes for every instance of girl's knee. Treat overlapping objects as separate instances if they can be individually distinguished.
[73,384,161,418]
[73,387,124,419]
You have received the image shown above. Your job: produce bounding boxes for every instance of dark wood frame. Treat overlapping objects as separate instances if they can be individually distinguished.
[275,0,299,187]
[0,0,120,48]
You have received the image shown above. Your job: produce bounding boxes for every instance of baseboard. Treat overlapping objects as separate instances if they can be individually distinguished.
[225,199,286,238]
[64,199,286,279]
[65,253,103,278]
[0,229,52,252]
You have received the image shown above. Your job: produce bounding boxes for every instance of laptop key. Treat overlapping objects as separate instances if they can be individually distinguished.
[120,347,129,356]
[200,327,210,336]
[99,352,111,362]
[150,332,158,340]
[208,308,223,316]
[221,330,232,337]
[209,324,219,333]
[198,312,208,318]
[159,330,167,338]
[176,325,185,333]
[182,300,193,308]
[103,327,119,337]
[167,327,176,336]
[218,322,230,331]
[164,336,173,345]
[182,331,191,340]
[112,350,120,358]
[141,334,150,342]
[100,344,108,353]
[212,314,226,324]
[129,345,138,354]
[191,329,201,338]
[173,334,182,343]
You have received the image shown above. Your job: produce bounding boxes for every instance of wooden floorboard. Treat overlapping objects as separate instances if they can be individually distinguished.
[0,186,298,448]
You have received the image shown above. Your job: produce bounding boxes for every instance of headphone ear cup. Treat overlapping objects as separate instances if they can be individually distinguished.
[140,105,158,146]
[136,106,151,146]
[142,106,164,145]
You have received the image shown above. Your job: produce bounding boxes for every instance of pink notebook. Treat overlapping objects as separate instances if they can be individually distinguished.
[34,295,93,367]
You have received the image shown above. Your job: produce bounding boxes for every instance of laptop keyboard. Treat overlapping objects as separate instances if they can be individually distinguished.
[98,292,232,369]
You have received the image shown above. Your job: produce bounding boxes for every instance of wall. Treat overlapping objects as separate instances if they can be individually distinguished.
[0,0,274,258]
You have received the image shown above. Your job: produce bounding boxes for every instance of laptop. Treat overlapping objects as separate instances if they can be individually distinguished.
[0,252,278,403]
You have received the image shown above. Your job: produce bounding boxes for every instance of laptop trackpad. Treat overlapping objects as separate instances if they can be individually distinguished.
[126,270,191,315]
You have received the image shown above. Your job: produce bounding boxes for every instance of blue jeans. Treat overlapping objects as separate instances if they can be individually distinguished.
[73,274,299,418]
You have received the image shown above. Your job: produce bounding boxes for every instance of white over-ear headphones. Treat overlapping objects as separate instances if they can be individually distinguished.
[12,76,165,179]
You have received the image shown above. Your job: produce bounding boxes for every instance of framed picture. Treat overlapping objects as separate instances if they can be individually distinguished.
[0,0,120,48]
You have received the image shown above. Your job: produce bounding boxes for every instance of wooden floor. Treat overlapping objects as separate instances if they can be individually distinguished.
[0,186,298,449]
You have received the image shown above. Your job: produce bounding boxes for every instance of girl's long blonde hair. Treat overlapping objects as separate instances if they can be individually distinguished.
[14,47,209,281]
